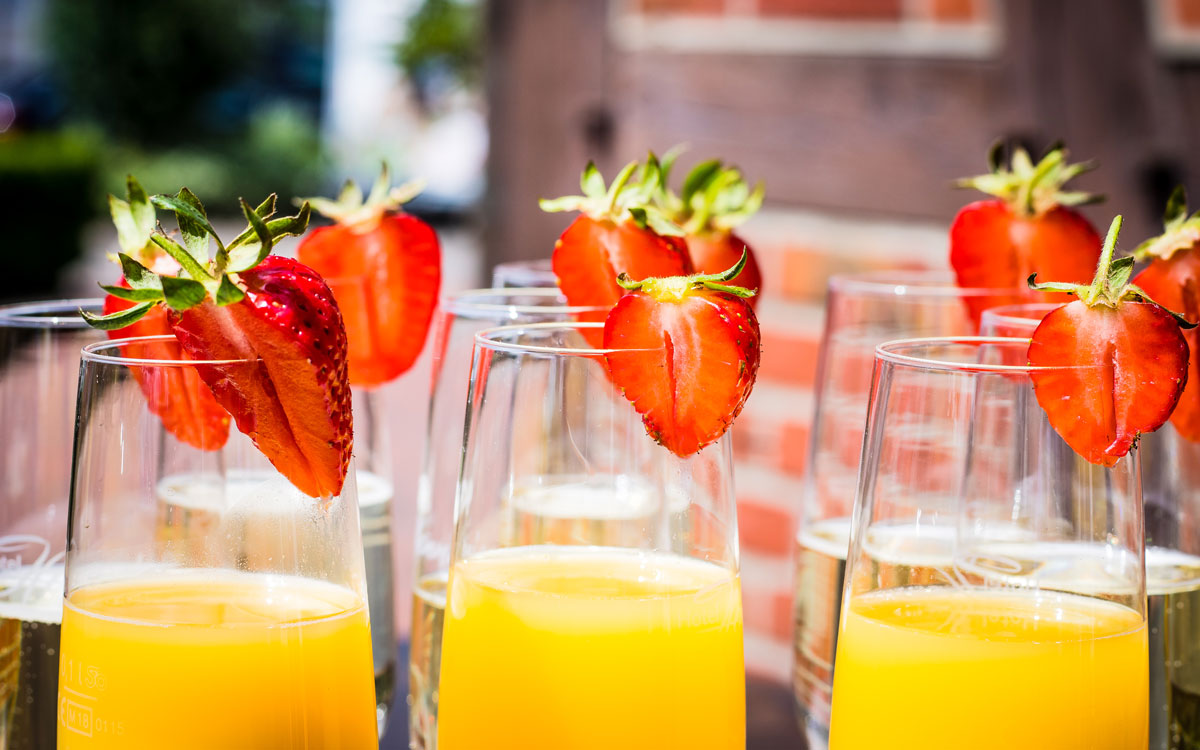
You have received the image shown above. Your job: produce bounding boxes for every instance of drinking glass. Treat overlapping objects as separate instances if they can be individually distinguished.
[0,300,101,750]
[60,336,378,749]
[981,301,1200,750]
[793,272,1013,745]
[828,336,1147,750]
[490,258,556,288]
[409,289,604,750]
[433,321,742,750]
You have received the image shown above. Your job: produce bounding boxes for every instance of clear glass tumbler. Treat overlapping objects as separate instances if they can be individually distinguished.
[828,336,1147,750]
[793,272,1012,746]
[981,300,1200,750]
[0,300,101,750]
[409,289,604,750]
[59,336,378,750]
[435,321,744,750]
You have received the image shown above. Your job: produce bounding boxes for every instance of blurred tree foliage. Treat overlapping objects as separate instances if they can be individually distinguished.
[397,0,482,108]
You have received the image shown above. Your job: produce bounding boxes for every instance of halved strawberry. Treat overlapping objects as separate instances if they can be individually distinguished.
[604,252,760,457]
[1027,216,1191,466]
[297,165,441,388]
[84,189,351,499]
[951,144,1103,324]
[100,177,230,451]
[655,152,764,305]
[1132,186,1200,443]
[541,157,693,343]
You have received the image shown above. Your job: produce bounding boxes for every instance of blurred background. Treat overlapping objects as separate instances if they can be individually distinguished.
[6,0,1200,746]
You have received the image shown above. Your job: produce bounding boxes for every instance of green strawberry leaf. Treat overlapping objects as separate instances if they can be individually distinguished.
[151,194,225,254]
[81,301,156,330]
[174,188,211,266]
[160,275,208,311]
[253,193,277,221]
[152,234,214,282]
[98,284,164,302]
[1165,185,1189,229]
[108,195,143,256]
[581,161,605,200]
[681,160,721,204]
[116,253,162,291]
[126,175,156,243]
[215,274,245,306]
[226,202,311,251]
[539,196,588,213]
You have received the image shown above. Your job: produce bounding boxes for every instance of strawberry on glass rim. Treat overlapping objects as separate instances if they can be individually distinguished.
[1133,186,1200,442]
[83,188,353,500]
[655,149,764,305]
[101,176,230,452]
[297,164,441,388]
[1027,215,1192,467]
[604,251,761,457]
[951,143,1103,324]
[541,156,693,342]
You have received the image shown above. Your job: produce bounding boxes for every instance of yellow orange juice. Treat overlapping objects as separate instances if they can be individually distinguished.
[829,587,1148,750]
[57,572,377,750]
[436,546,744,750]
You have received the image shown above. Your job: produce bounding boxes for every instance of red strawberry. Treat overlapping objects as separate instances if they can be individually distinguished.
[1132,186,1200,442]
[604,252,760,457]
[297,165,441,387]
[100,177,230,451]
[1027,216,1191,466]
[85,189,350,499]
[655,153,764,305]
[541,157,693,343]
[951,144,1103,324]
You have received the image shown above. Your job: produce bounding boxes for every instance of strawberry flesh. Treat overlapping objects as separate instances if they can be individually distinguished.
[605,287,759,457]
[169,256,352,498]
[297,213,441,387]
[1028,300,1188,466]
[1134,248,1200,442]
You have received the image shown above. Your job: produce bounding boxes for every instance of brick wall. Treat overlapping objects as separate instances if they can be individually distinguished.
[731,208,946,680]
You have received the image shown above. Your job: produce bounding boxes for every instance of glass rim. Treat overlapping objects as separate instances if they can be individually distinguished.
[475,321,647,357]
[875,335,1092,374]
[828,270,1014,298]
[978,302,1058,332]
[443,287,605,317]
[81,335,252,367]
[0,298,103,329]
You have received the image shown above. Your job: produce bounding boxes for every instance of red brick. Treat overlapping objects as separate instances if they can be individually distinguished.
[1178,0,1200,27]
[758,328,820,387]
[737,499,794,556]
[928,0,979,21]
[742,588,793,640]
[637,0,726,13]
[758,0,902,20]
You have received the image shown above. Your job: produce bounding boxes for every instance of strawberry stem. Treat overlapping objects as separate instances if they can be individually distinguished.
[1082,215,1122,305]
[615,249,756,299]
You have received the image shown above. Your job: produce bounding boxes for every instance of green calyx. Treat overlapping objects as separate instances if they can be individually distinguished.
[1133,185,1200,263]
[958,142,1101,219]
[1028,215,1195,328]
[299,161,424,232]
[617,248,757,302]
[655,146,764,235]
[83,180,312,330]
[539,155,684,237]
[108,175,158,263]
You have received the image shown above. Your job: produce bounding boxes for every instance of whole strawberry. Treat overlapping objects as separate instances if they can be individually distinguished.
[604,252,760,457]
[951,144,1103,324]
[655,151,764,305]
[100,177,230,451]
[1027,216,1191,466]
[85,190,352,499]
[297,164,441,388]
[1132,186,1200,442]
[541,156,693,343]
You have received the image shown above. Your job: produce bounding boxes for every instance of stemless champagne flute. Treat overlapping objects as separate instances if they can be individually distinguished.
[60,336,378,750]
[490,258,556,288]
[981,301,1200,750]
[409,289,604,750]
[828,336,1148,750]
[0,300,101,750]
[435,322,744,750]
[793,272,1012,746]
